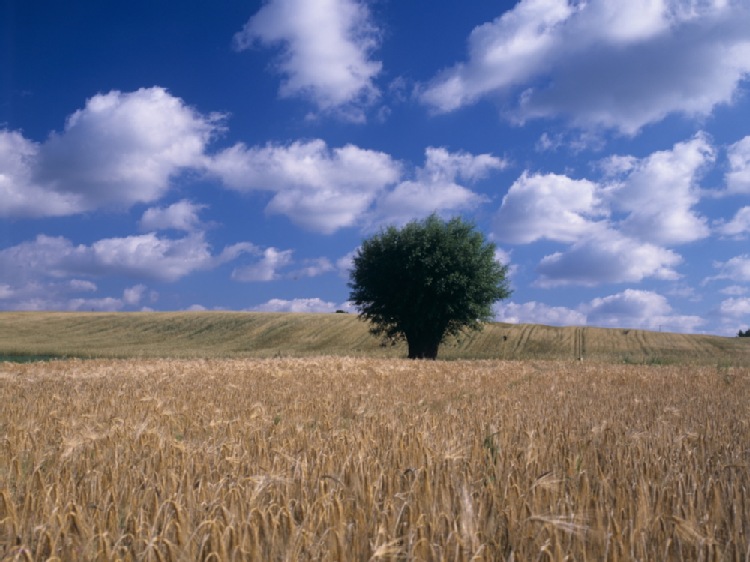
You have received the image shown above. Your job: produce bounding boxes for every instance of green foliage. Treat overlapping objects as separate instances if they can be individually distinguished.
[348,214,511,359]
[738,328,750,337]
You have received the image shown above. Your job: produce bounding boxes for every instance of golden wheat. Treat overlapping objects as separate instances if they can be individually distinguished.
[1,357,748,560]
[3,311,750,363]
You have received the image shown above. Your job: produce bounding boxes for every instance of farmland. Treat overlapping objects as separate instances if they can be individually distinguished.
[2,311,750,364]
[2,313,750,559]
[2,357,749,560]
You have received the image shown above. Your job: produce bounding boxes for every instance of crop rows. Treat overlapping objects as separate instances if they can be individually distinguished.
[1,358,749,560]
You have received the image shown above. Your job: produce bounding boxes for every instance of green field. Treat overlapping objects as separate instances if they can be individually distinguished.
[1,311,749,364]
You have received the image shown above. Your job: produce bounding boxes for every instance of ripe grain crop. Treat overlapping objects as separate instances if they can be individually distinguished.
[1,357,749,560]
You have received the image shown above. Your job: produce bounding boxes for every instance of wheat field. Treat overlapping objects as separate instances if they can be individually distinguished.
[2,357,749,560]
[2,312,750,364]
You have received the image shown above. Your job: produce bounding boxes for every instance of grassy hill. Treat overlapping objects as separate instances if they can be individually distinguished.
[2,311,749,364]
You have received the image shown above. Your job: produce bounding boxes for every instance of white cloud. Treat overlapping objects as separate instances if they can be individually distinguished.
[494,172,605,244]
[139,200,207,232]
[0,280,155,312]
[420,0,750,133]
[336,249,358,278]
[720,285,748,296]
[584,289,703,332]
[710,254,750,283]
[420,0,575,113]
[367,147,504,228]
[231,247,294,282]
[233,0,381,119]
[252,297,339,313]
[0,233,255,284]
[726,136,750,194]
[123,284,148,306]
[717,297,750,318]
[369,181,486,228]
[290,257,335,278]
[0,131,81,217]
[494,301,586,326]
[494,135,716,287]
[610,134,713,244]
[716,206,750,238]
[0,88,218,218]
[536,228,682,287]
[209,139,400,233]
[418,147,507,183]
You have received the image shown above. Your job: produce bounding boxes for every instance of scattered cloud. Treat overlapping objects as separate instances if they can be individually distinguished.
[495,289,703,332]
[0,88,219,218]
[367,147,504,228]
[0,233,255,284]
[720,285,748,296]
[583,289,704,333]
[709,254,750,283]
[139,200,208,232]
[0,281,155,312]
[420,0,750,133]
[495,135,714,286]
[536,228,681,287]
[251,297,340,313]
[209,139,401,233]
[717,296,750,318]
[494,172,605,244]
[494,301,586,327]
[231,247,294,282]
[715,206,750,238]
[233,0,381,120]
[290,258,335,279]
[609,134,713,245]
[726,135,750,194]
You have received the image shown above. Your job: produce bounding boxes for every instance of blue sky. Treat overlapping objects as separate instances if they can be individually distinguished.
[2,0,750,335]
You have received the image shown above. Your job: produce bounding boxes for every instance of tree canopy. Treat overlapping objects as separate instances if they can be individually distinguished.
[349,214,511,359]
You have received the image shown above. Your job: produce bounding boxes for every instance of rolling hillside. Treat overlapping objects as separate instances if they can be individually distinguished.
[1,311,749,364]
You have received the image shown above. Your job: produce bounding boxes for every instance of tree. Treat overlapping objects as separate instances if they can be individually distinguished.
[349,214,511,359]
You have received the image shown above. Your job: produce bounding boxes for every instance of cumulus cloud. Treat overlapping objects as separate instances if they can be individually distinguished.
[367,147,505,228]
[726,136,750,194]
[536,228,681,287]
[494,134,716,286]
[231,248,294,282]
[0,88,218,218]
[251,297,340,313]
[494,172,605,244]
[584,289,703,333]
[420,0,750,133]
[609,134,713,244]
[0,233,255,284]
[209,139,400,233]
[716,206,750,238]
[233,0,381,119]
[494,301,586,326]
[717,297,750,318]
[139,200,207,232]
[0,280,154,312]
[290,258,335,278]
[335,249,358,278]
[709,254,750,283]
[494,290,702,332]
[0,131,83,217]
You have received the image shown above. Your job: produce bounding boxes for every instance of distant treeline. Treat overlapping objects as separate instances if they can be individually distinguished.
[738,329,750,337]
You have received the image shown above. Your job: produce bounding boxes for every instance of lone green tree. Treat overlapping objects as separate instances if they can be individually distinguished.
[349,214,511,359]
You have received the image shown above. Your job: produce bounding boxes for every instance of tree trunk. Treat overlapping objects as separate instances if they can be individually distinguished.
[407,337,439,360]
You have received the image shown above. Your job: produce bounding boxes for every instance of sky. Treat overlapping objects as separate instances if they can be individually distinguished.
[2,0,750,336]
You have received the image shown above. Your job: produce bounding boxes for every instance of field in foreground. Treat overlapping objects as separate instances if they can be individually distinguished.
[2,358,749,560]
[2,311,750,364]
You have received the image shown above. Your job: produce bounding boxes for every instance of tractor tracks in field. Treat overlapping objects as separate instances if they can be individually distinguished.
[574,327,585,361]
